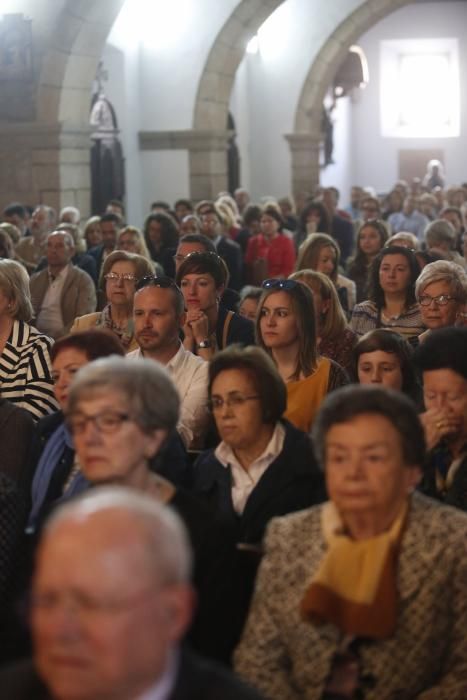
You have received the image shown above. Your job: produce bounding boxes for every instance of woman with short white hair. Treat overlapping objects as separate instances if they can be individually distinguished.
[415,259,467,343]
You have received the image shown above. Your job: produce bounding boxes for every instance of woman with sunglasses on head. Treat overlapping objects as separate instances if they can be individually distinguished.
[193,345,326,659]
[350,246,424,344]
[176,251,255,360]
[346,220,388,303]
[256,278,348,432]
[71,250,154,352]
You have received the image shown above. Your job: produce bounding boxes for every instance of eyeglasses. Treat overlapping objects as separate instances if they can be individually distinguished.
[262,278,300,291]
[30,587,156,623]
[136,275,178,291]
[104,272,137,283]
[208,394,260,411]
[66,411,131,435]
[418,294,458,307]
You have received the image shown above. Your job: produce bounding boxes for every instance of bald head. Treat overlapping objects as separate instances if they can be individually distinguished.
[33,487,194,700]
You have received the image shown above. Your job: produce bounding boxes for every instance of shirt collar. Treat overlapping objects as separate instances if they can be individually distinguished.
[215,421,285,469]
[137,649,179,700]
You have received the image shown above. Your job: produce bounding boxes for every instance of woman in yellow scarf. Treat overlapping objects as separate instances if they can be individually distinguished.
[235,385,467,699]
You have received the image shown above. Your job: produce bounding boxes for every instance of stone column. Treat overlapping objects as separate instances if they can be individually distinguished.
[284,132,322,201]
[139,129,233,201]
[0,122,92,215]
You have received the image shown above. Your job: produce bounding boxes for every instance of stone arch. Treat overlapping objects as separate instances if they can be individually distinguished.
[37,0,127,126]
[288,0,414,196]
[193,0,283,130]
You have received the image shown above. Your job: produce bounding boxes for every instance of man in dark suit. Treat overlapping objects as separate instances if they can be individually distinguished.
[322,186,355,264]
[0,487,264,700]
[87,212,120,277]
[200,207,243,290]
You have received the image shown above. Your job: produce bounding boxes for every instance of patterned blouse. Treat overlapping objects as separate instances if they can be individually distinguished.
[350,301,425,342]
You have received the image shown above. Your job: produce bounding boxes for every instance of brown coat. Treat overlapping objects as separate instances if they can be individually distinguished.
[30,266,96,338]
[235,493,467,699]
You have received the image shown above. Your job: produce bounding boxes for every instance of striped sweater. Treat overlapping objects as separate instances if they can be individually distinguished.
[0,320,58,420]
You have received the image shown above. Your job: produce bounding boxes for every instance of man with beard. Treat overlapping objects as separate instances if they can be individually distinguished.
[128,276,209,449]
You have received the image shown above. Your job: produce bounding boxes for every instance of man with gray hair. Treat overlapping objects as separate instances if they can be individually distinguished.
[30,231,96,339]
[16,205,57,274]
[0,487,264,699]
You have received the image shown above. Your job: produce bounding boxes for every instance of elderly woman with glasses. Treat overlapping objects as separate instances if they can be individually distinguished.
[415,260,467,343]
[65,356,234,658]
[236,385,467,700]
[71,250,154,352]
[194,345,326,659]
[176,251,255,360]
[256,278,348,432]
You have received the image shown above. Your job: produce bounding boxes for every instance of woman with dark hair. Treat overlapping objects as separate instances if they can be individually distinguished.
[350,246,424,342]
[176,251,254,360]
[289,270,357,374]
[143,211,179,277]
[193,345,325,657]
[295,200,331,249]
[351,328,420,402]
[346,220,388,302]
[244,206,296,284]
[256,278,348,432]
[296,232,356,311]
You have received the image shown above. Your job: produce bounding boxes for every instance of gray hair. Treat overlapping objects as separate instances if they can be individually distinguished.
[68,356,180,434]
[415,260,467,303]
[48,230,75,249]
[45,486,192,583]
[0,258,33,321]
[425,219,456,249]
[386,231,420,250]
[59,206,81,225]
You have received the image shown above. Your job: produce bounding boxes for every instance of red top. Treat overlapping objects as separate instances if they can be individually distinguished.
[245,233,296,278]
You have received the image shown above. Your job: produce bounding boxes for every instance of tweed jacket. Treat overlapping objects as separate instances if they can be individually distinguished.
[30,265,96,338]
[235,493,467,700]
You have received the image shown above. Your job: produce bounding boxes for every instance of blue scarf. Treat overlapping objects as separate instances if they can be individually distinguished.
[28,422,89,528]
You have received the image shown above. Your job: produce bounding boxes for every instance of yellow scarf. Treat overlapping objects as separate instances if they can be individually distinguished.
[301,501,408,639]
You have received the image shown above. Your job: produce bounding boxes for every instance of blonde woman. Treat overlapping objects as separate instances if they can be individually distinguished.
[290,269,357,374]
[296,233,356,312]
[117,226,152,261]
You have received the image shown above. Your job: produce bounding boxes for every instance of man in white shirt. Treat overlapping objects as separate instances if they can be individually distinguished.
[30,231,96,339]
[129,277,209,449]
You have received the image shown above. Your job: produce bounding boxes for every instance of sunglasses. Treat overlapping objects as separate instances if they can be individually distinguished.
[261,278,301,291]
[135,275,179,291]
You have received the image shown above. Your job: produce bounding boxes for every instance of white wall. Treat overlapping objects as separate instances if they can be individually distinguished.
[352,1,467,192]
[229,0,361,201]
[104,0,241,223]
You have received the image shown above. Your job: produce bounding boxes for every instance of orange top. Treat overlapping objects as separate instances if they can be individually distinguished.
[284,357,331,432]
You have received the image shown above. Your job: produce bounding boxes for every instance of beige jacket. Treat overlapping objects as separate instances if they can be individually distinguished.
[235,493,467,700]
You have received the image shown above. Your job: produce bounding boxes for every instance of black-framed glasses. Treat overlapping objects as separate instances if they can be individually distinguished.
[136,275,179,291]
[208,394,260,412]
[419,294,459,307]
[262,278,301,291]
[66,411,131,435]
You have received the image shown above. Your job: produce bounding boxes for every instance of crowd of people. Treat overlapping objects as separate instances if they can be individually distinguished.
[0,178,466,699]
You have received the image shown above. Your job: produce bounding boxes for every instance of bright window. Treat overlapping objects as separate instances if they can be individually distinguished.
[380,39,459,138]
